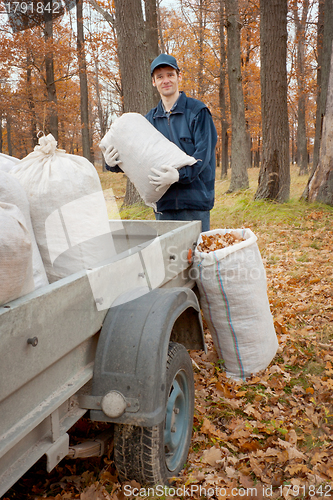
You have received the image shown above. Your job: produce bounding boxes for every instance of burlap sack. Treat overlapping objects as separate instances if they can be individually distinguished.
[12,134,115,283]
[100,113,196,209]
[194,228,278,380]
[0,153,20,173]
[0,171,48,290]
[0,202,34,305]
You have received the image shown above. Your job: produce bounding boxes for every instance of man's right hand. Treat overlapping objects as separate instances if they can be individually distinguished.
[103,145,122,168]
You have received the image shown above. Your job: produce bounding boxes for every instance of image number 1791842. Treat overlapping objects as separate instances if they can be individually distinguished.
[1,0,76,32]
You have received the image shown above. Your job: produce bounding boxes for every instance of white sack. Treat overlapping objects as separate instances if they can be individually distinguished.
[0,171,48,290]
[194,228,278,380]
[99,113,196,209]
[0,202,34,305]
[0,153,20,173]
[11,134,115,283]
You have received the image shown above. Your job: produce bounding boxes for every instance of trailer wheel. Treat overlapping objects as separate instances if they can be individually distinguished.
[114,342,194,485]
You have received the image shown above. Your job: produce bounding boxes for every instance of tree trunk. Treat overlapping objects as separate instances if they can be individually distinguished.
[291,117,295,165]
[114,0,154,115]
[249,135,252,168]
[297,92,308,175]
[307,41,333,205]
[254,137,260,169]
[77,0,92,162]
[225,0,250,192]
[157,4,166,53]
[93,57,108,171]
[44,3,58,140]
[302,0,333,199]
[311,0,332,175]
[26,50,38,148]
[243,24,252,169]
[144,0,159,63]
[94,59,106,138]
[197,0,205,99]
[144,0,160,106]
[6,116,12,156]
[113,0,155,206]
[221,127,229,179]
[255,0,290,202]
[219,0,228,179]
[294,0,309,175]
[88,99,95,163]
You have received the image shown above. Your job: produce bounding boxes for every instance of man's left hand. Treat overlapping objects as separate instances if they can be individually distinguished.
[148,165,180,192]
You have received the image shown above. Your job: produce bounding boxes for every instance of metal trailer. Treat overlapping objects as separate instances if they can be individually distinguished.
[0,220,205,496]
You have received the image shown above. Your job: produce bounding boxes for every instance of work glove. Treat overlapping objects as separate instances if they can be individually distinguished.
[103,145,122,168]
[148,165,179,192]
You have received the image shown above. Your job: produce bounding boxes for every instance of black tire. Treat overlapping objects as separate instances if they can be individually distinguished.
[114,342,195,485]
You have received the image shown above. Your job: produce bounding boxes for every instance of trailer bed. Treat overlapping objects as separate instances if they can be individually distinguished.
[0,219,201,495]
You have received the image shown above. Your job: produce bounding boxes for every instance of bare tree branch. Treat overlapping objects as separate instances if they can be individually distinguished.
[88,0,115,28]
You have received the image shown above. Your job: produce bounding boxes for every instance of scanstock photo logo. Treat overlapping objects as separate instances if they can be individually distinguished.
[122,483,333,498]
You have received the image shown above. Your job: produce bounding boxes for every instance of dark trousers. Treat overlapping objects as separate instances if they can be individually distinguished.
[155,209,210,232]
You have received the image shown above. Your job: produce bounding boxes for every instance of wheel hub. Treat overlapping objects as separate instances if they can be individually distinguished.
[164,370,189,471]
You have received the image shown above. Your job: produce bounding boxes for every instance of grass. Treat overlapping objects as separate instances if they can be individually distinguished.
[96,163,333,228]
[211,168,333,231]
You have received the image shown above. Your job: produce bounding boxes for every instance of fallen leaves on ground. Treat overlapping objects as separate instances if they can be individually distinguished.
[4,213,333,500]
[177,216,333,499]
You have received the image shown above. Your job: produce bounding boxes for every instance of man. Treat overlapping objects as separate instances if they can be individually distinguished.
[103,53,217,232]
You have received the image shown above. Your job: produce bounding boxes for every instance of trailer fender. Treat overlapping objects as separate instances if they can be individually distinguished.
[87,287,204,427]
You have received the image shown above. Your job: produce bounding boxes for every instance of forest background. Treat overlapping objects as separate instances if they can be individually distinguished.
[1,0,333,497]
[0,0,332,206]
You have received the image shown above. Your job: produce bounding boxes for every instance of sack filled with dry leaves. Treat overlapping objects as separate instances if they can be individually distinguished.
[0,152,20,173]
[194,228,278,380]
[0,202,34,305]
[0,170,48,290]
[99,113,196,210]
[11,134,115,283]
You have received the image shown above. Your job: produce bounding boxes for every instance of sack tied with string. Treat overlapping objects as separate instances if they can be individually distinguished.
[11,134,115,283]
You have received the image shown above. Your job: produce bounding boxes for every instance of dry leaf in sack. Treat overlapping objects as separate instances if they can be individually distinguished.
[197,231,245,253]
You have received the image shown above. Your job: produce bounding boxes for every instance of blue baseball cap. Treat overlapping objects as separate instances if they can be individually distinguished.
[151,54,180,75]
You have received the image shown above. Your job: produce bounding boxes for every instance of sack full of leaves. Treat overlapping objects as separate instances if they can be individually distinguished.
[0,152,20,173]
[194,228,278,380]
[0,170,48,290]
[0,202,34,305]
[99,113,196,210]
[11,134,115,283]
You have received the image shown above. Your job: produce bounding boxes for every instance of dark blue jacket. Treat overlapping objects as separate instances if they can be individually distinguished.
[145,92,217,212]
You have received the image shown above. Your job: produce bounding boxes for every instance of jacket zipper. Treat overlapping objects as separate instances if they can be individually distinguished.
[167,112,179,209]
[167,112,175,143]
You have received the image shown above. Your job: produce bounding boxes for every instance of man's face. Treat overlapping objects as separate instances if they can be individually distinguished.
[152,66,181,98]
